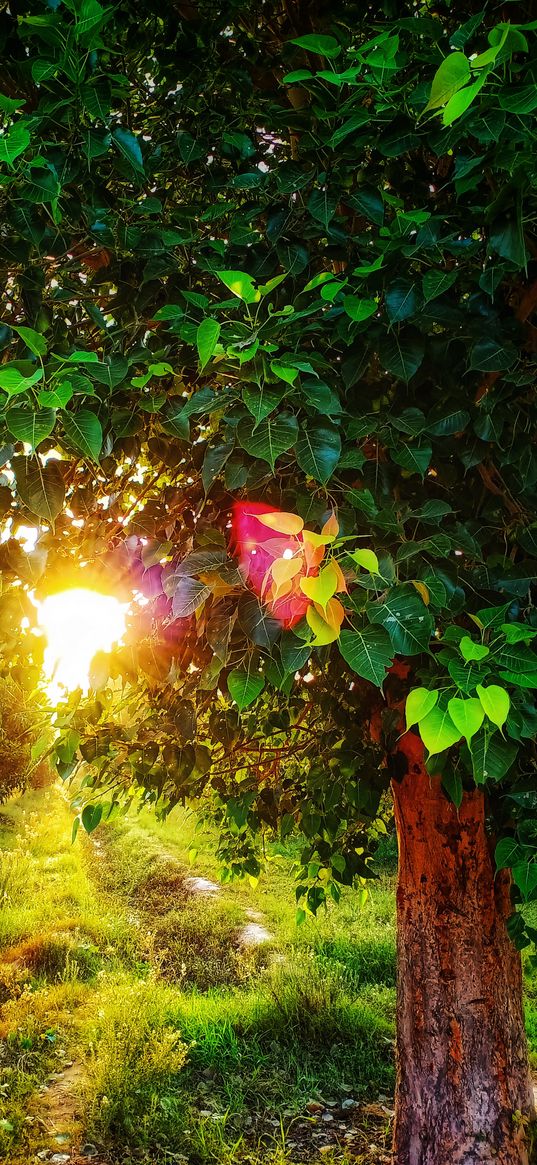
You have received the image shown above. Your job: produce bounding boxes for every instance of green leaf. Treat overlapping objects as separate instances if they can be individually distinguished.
[471,730,517,785]
[243,384,287,424]
[76,0,108,38]
[216,270,259,303]
[423,52,471,113]
[326,111,370,148]
[426,408,470,436]
[228,665,265,710]
[339,626,393,687]
[13,456,65,523]
[497,644,537,674]
[6,407,55,449]
[81,80,111,121]
[12,325,48,357]
[281,633,311,674]
[469,338,516,372]
[348,187,384,226]
[422,269,458,302]
[512,863,537,902]
[343,296,377,322]
[379,332,424,382]
[112,127,144,173]
[448,658,490,694]
[441,768,463,809]
[499,86,537,114]
[0,93,25,114]
[38,382,74,409]
[196,318,220,370]
[495,837,524,870]
[460,636,489,662]
[201,441,234,493]
[63,410,102,461]
[0,123,30,166]
[442,74,486,126]
[81,803,103,833]
[391,442,432,477]
[476,684,510,730]
[237,414,298,468]
[307,189,337,230]
[386,281,419,324]
[270,361,299,385]
[447,697,484,744]
[289,33,341,58]
[501,623,537,645]
[498,671,537,689]
[351,548,379,573]
[419,706,461,755]
[405,687,439,729]
[0,366,43,397]
[161,403,190,441]
[295,422,341,483]
[368,586,434,655]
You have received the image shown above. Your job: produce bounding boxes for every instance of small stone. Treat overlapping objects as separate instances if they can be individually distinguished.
[80,1146,99,1159]
[319,1147,333,1155]
[321,1112,334,1123]
[341,1098,356,1110]
[306,1101,323,1114]
[50,1156,71,1165]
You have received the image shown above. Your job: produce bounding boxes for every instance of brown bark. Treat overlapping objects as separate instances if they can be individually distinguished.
[391,732,533,1165]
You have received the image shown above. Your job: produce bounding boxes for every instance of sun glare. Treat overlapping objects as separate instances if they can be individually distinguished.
[38,588,127,701]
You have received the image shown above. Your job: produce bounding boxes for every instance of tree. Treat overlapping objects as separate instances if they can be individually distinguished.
[1,0,537,1160]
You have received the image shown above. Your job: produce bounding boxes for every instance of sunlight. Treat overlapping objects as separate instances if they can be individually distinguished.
[38,588,127,701]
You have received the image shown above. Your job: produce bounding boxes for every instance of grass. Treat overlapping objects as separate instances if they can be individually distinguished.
[0,785,396,1163]
[4,786,537,1163]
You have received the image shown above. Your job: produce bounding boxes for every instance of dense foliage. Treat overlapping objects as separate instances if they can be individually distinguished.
[1,0,537,928]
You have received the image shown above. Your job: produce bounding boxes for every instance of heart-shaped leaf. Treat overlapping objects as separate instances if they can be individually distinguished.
[6,407,55,449]
[447,697,484,744]
[419,706,461,755]
[228,665,265,709]
[405,687,438,729]
[62,410,102,460]
[460,636,490,662]
[14,456,65,523]
[476,684,510,731]
[300,563,339,611]
[258,512,304,536]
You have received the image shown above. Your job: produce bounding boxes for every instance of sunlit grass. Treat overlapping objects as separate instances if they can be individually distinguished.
[0,785,397,1162]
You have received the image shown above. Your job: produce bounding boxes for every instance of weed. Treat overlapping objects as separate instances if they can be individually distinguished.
[83,976,188,1147]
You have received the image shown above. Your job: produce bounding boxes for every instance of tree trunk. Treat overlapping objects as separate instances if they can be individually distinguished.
[391,733,533,1165]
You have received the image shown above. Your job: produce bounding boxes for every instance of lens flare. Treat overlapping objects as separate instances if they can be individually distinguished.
[38,588,127,701]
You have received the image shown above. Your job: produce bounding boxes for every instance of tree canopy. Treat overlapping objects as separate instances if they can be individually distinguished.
[1,0,537,932]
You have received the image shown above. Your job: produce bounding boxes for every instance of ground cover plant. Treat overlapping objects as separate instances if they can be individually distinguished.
[1,1,537,1161]
[0,785,396,1164]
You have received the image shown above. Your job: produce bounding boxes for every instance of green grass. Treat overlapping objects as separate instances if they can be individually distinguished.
[5,785,537,1163]
[0,785,397,1163]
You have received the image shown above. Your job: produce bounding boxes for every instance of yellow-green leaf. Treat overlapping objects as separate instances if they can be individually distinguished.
[476,684,510,731]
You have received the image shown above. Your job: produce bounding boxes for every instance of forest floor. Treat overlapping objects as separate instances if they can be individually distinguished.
[0,784,396,1165]
[2,785,537,1165]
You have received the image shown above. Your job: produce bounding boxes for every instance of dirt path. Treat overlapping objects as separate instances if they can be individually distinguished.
[35,1062,107,1165]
